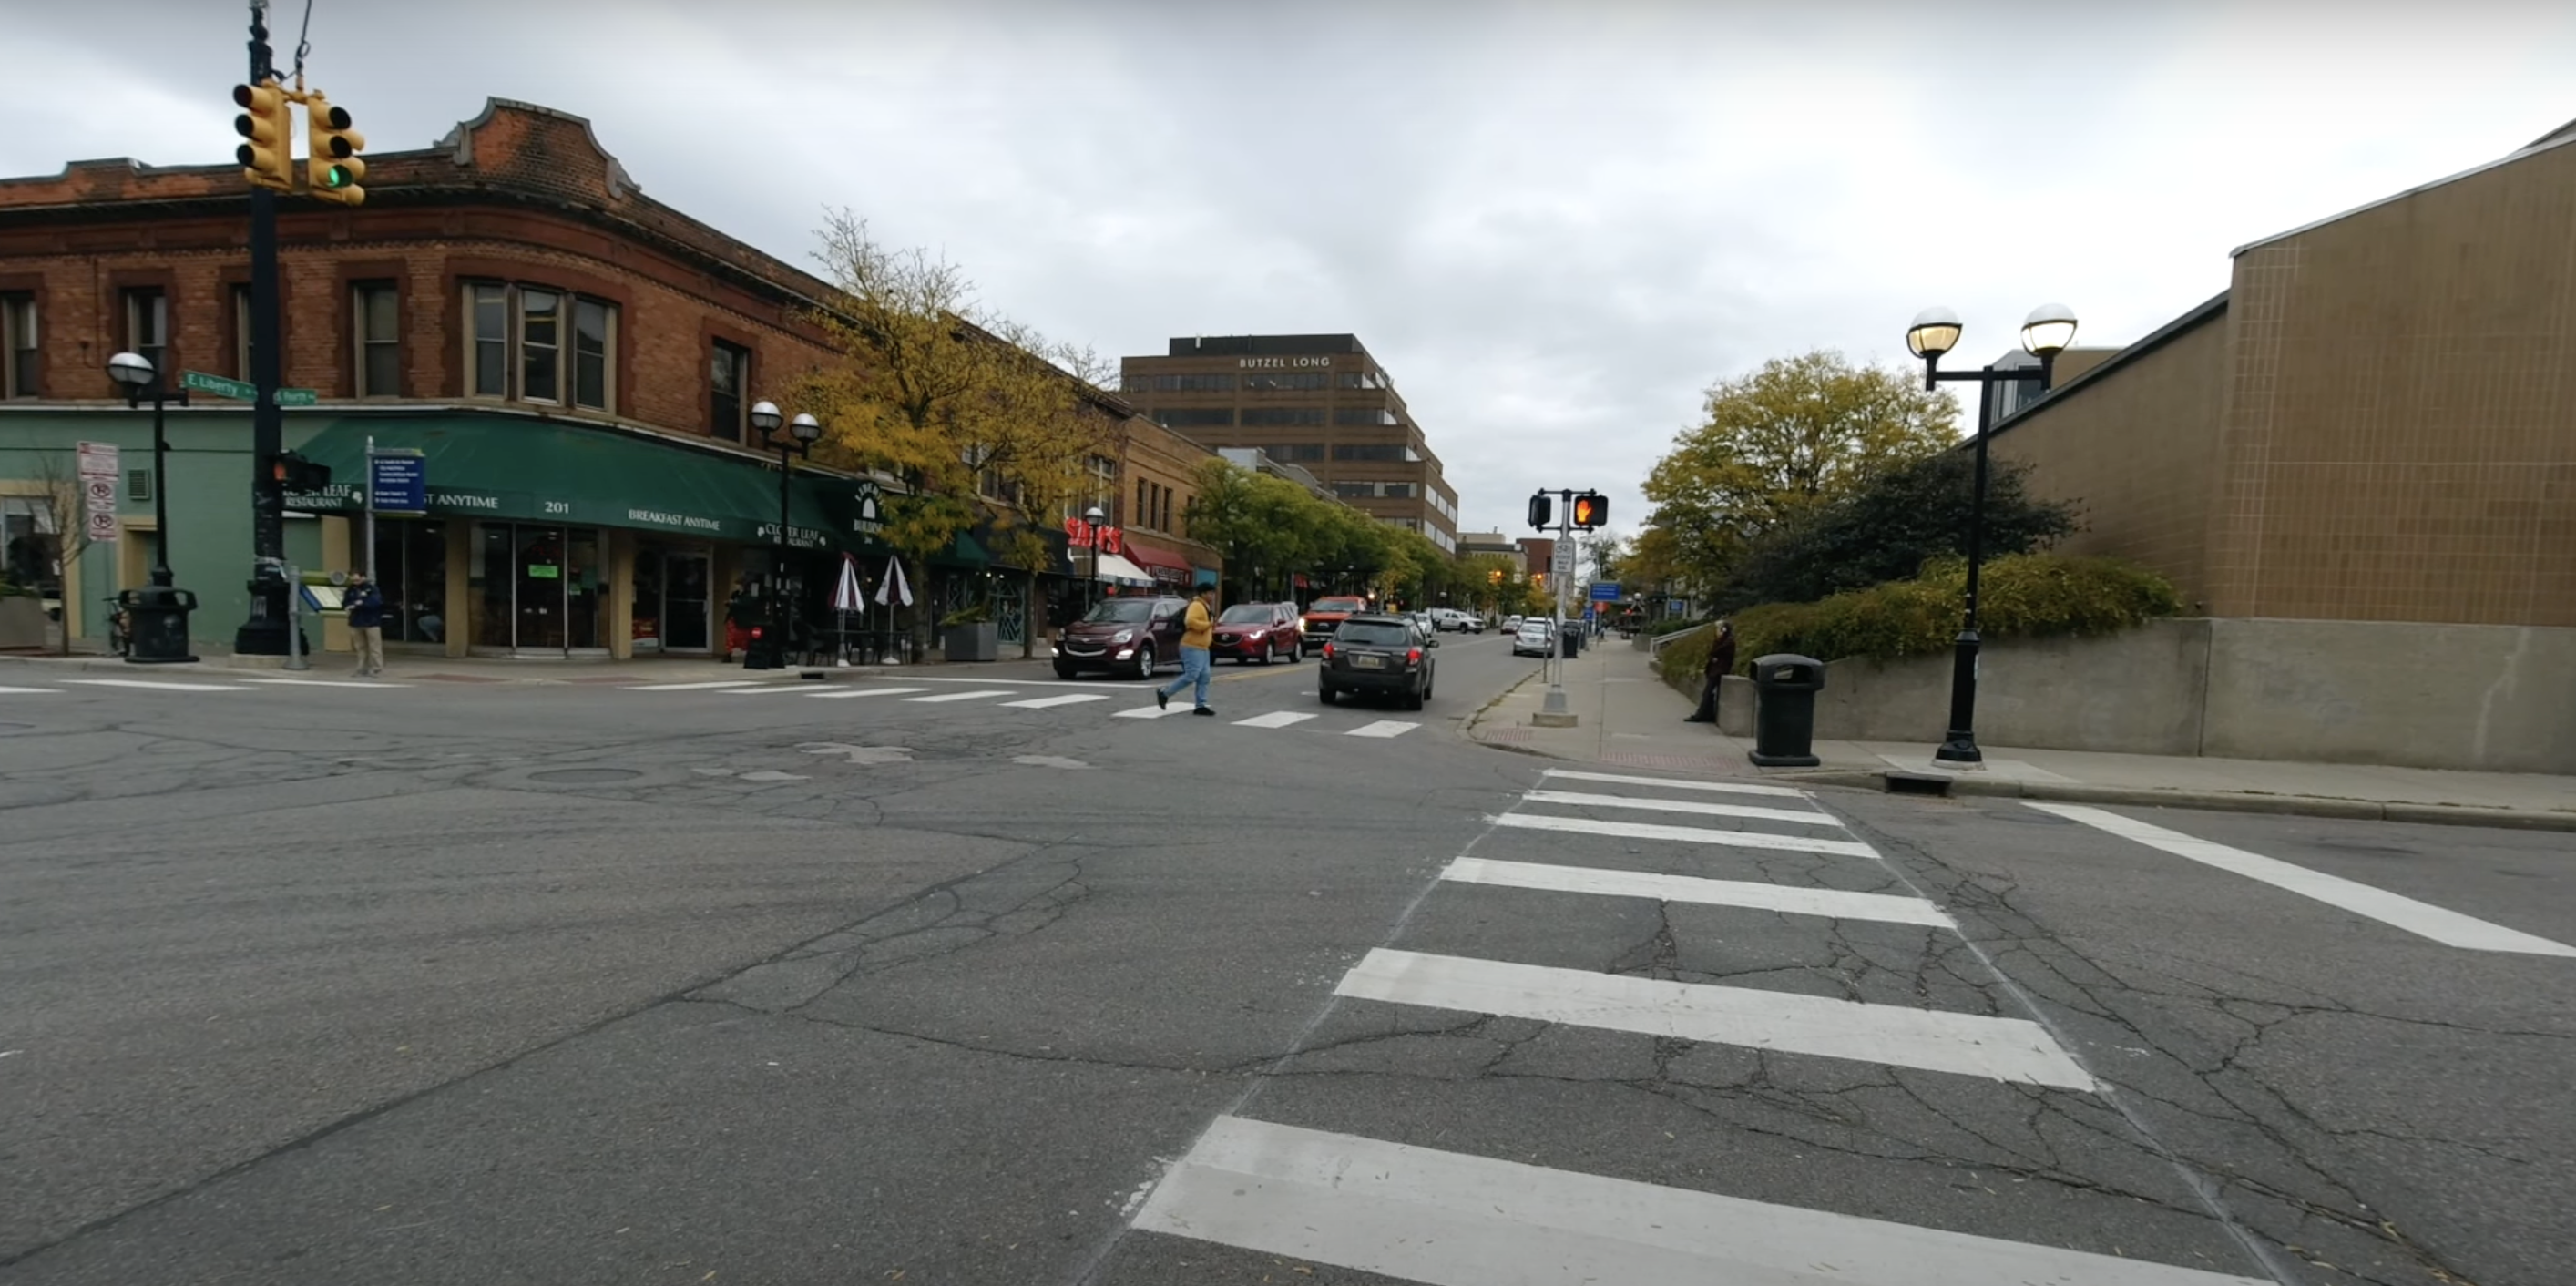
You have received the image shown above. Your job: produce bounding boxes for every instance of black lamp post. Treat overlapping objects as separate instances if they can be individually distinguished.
[1083,504,1106,612]
[105,352,199,663]
[1906,302,2079,765]
[747,400,822,670]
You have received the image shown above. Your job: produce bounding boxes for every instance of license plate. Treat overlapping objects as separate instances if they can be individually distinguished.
[1353,655,1385,669]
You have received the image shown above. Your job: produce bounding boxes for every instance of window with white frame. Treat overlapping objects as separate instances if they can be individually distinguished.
[2,293,35,398]
[353,282,400,396]
[463,281,615,411]
[123,289,167,378]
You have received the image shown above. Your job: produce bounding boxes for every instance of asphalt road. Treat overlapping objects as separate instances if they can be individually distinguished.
[1,634,2567,1285]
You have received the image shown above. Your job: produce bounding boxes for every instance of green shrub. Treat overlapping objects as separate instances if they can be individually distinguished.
[1643,616,1711,638]
[938,604,992,628]
[1659,554,2178,697]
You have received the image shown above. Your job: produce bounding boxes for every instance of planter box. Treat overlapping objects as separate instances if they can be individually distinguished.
[942,622,999,663]
[0,597,46,649]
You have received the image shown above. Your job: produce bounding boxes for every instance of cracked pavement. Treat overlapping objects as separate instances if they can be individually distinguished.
[2,646,2569,1284]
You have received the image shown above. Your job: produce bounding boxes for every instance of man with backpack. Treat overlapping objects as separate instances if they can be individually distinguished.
[1154,585,1219,717]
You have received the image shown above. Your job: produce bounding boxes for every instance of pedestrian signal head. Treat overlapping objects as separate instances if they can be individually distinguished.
[1571,492,1607,529]
[305,96,367,206]
[1526,492,1552,530]
[232,81,295,192]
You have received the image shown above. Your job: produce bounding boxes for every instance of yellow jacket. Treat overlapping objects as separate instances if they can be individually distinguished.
[1181,598,1214,649]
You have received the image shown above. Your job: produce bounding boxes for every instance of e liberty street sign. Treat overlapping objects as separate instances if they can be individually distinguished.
[180,370,317,407]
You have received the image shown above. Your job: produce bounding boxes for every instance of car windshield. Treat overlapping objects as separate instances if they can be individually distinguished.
[1219,605,1271,624]
[1082,599,1158,624]
[1518,621,1550,635]
[1311,597,1368,613]
[1337,622,1413,647]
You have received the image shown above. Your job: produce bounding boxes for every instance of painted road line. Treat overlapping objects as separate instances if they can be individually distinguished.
[244,678,410,689]
[901,689,1017,704]
[805,686,931,699]
[1543,768,1809,799]
[1114,704,1191,720]
[62,679,251,692]
[1234,710,1318,729]
[1336,949,2094,1089]
[628,680,772,691]
[1521,788,1837,828]
[0,686,63,694]
[1492,811,1879,859]
[1442,857,1956,929]
[1000,693,1112,709]
[1133,1116,2267,1286]
[2031,802,2576,958]
[1345,720,1417,739]
[729,682,843,696]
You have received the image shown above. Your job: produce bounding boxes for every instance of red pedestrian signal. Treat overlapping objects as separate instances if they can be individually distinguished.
[1571,492,1607,528]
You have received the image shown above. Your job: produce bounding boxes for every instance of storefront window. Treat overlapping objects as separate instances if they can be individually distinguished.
[374,519,447,644]
[467,521,610,656]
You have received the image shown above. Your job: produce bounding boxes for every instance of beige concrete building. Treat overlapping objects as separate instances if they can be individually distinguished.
[1981,117,2576,772]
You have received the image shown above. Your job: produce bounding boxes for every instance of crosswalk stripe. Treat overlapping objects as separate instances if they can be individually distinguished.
[1345,720,1417,738]
[1522,788,1838,828]
[1492,811,1878,858]
[628,680,772,691]
[1114,704,1190,719]
[244,678,410,689]
[805,686,931,699]
[1542,768,1808,799]
[63,679,250,692]
[1337,949,2094,1089]
[729,682,838,696]
[1233,710,1317,729]
[2032,802,2576,957]
[0,685,62,694]
[1134,1116,2264,1286]
[902,689,1017,703]
[1000,693,1111,709]
[1441,857,1956,928]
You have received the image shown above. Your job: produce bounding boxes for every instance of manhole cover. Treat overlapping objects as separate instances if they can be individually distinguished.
[528,767,643,784]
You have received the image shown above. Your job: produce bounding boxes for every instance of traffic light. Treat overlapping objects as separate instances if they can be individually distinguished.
[271,452,332,493]
[1527,492,1552,530]
[305,95,366,205]
[1487,567,1504,585]
[232,80,295,192]
[1571,492,1608,529]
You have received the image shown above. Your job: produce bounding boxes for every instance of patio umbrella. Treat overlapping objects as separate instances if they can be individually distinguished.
[875,555,913,607]
[833,553,866,612]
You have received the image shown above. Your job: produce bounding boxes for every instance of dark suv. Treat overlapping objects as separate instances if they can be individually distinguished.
[1317,614,1436,710]
[1055,596,1187,679]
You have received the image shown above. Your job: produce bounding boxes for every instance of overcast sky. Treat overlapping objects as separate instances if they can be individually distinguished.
[11,1,2574,540]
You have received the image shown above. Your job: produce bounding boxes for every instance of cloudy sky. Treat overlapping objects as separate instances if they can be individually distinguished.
[11,1,2574,540]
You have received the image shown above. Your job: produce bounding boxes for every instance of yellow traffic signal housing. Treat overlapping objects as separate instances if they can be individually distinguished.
[232,80,295,192]
[305,95,366,206]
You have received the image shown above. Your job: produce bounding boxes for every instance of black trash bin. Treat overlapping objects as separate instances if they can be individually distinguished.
[1747,653,1825,767]
[118,586,199,665]
[1558,621,1581,658]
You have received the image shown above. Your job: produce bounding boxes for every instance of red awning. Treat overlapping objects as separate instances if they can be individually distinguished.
[1122,537,1193,577]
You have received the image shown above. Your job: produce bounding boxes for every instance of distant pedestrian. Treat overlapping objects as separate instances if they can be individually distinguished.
[346,573,386,677]
[1685,619,1735,724]
[1155,585,1219,717]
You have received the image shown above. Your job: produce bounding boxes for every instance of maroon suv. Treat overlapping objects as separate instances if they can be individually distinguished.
[1054,596,1187,679]
[1211,602,1302,665]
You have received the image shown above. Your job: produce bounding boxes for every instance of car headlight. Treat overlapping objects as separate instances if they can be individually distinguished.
[1247,629,1265,640]
[1112,629,1134,644]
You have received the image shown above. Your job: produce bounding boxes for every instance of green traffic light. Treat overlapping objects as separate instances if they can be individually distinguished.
[323,166,351,189]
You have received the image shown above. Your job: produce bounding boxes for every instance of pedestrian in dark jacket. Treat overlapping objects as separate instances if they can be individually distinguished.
[346,574,386,677]
[1685,621,1736,724]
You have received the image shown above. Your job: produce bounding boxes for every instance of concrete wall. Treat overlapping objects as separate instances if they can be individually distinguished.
[1715,617,2575,774]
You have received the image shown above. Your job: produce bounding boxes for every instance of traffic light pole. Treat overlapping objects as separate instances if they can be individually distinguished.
[1536,491,1577,726]
[235,0,294,656]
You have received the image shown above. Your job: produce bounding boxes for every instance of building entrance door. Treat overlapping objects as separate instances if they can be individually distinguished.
[469,521,610,658]
[630,546,713,655]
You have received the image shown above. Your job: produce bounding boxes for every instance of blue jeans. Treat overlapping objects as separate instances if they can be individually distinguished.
[1158,645,1211,708]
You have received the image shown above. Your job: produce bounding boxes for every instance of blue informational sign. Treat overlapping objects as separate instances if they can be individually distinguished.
[371,452,427,515]
[1588,581,1620,603]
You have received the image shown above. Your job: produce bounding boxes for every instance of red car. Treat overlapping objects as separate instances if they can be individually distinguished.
[1210,602,1302,665]
[1298,596,1372,656]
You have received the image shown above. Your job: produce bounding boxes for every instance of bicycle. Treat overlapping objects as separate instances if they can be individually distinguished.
[103,597,133,658]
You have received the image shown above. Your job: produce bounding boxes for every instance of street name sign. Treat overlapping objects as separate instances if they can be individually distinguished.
[180,370,318,406]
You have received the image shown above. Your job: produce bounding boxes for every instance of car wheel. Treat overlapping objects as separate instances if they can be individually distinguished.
[1053,661,1078,679]
[1132,645,1155,680]
[1256,648,1270,666]
[1403,685,1425,711]
[1317,684,1334,706]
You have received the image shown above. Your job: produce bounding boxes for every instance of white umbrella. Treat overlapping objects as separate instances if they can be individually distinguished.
[874,555,913,607]
[833,553,866,612]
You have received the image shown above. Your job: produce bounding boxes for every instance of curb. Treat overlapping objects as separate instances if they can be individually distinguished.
[1775,769,2576,833]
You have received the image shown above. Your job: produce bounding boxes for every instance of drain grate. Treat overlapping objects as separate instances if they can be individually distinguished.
[1885,772,1953,797]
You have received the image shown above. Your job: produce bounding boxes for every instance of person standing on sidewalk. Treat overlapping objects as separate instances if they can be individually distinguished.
[1155,585,1219,717]
[346,573,387,678]
[1685,619,1735,723]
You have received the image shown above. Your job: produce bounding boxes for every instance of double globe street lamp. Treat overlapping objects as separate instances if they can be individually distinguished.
[1904,302,2079,766]
[747,399,822,670]
[104,351,199,663]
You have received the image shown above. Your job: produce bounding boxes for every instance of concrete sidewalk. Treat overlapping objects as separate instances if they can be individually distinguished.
[0,645,1009,686]
[1463,639,2576,832]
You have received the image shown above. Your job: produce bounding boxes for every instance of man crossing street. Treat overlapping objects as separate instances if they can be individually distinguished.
[1154,585,1219,717]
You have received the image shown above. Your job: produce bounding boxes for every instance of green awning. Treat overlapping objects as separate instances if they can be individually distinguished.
[284,414,881,552]
[933,529,990,567]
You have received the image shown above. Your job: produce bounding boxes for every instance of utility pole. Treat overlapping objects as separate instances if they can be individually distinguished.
[235,0,293,656]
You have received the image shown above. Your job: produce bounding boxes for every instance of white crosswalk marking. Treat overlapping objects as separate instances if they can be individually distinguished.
[729,682,837,696]
[1336,949,2095,1088]
[1344,720,1417,738]
[2034,802,2576,957]
[1135,1117,2269,1286]
[1521,787,1838,828]
[0,685,61,695]
[1542,767,1810,798]
[902,689,1016,703]
[1440,857,1956,928]
[245,678,409,689]
[805,686,930,699]
[1233,710,1317,729]
[628,680,772,691]
[1000,693,1110,709]
[1114,705,1189,720]
[1493,811,1878,858]
[63,679,250,692]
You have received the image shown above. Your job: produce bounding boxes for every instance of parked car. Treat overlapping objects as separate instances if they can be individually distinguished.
[1211,601,1301,664]
[1299,596,1372,655]
[1510,617,1555,658]
[1436,608,1484,634]
[1317,614,1436,710]
[1054,596,1187,679]
[1501,615,1523,634]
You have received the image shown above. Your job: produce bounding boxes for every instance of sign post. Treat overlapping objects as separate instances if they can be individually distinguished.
[77,442,120,546]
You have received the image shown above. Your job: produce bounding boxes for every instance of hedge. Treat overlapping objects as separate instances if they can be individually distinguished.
[1658,553,2181,694]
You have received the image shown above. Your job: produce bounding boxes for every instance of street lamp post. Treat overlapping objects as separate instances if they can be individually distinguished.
[1083,505,1106,613]
[105,352,199,663]
[1906,302,2079,766]
[747,400,821,670]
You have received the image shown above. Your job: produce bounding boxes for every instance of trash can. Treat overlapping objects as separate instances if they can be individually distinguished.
[1559,623,1580,658]
[1747,653,1825,767]
[118,586,199,665]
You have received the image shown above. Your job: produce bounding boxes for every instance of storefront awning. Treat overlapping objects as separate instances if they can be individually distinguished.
[930,529,988,567]
[282,413,877,552]
[1089,552,1156,587]
[1122,536,1198,587]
